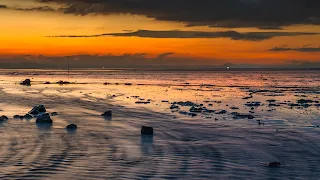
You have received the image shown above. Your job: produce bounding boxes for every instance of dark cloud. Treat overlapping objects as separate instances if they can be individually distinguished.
[47,30,319,41]
[0,5,7,9]
[269,46,320,52]
[13,6,56,12]
[0,53,222,69]
[34,0,320,29]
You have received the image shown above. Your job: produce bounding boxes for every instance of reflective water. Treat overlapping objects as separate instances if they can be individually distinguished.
[0,69,319,179]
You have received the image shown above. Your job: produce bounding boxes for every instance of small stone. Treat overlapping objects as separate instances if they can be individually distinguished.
[44,82,51,84]
[66,124,77,132]
[20,79,31,86]
[266,162,281,167]
[24,114,33,120]
[101,111,112,117]
[141,126,154,135]
[13,115,20,119]
[51,112,58,116]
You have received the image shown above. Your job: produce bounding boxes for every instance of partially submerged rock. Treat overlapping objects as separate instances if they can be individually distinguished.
[232,112,255,119]
[36,113,52,124]
[20,79,31,86]
[66,124,77,132]
[215,110,227,114]
[101,111,112,117]
[57,80,71,85]
[44,81,51,84]
[265,162,281,167]
[13,115,20,119]
[0,115,8,121]
[24,114,33,120]
[141,126,154,135]
[245,102,261,107]
[29,105,46,115]
[51,112,58,116]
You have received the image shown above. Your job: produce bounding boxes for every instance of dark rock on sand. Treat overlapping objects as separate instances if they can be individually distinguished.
[36,113,52,124]
[29,105,46,115]
[266,162,281,167]
[125,83,132,86]
[215,110,227,114]
[101,111,112,117]
[141,126,154,135]
[51,112,58,116]
[57,80,71,85]
[0,115,8,121]
[189,106,203,113]
[170,105,180,110]
[24,114,33,120]
[20,79,31,86]
[232,112,255,119]
[44,81,51,84]
[13,115,20,119]
[245,102,261,107]
[66,124,77,132]
[135,101,151,104]
[175,101,198,107]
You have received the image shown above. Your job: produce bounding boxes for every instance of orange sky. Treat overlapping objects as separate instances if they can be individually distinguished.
[0,0,319,67]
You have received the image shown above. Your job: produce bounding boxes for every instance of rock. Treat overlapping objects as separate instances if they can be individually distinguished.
[20,79,31,86]
[245,102,261,107]
[135,101,150,104]
[29,105,47,115]
[125,83,132,86]
[36,113,52,124]
[162,100,169,103]
[44,81,51,84]
[175,101,198,107]
[215,110,227,114]
[232,112,255,119]
[189,106,202,113]
[0,115,8,121]
[66,124,77,132]
[208,104,213,106]
[141,126,154,135]
[51,112,58,116]
[57,80,70,85]
[19,116,24,120]
[13,115,20,119]
[24,114,33,120]
[101,111,112,117]
[266,162,281,167]
[230,107,239,110]
[170,105,180,110]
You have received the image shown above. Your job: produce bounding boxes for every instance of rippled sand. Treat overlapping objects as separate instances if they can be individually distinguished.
[0,69,319,179]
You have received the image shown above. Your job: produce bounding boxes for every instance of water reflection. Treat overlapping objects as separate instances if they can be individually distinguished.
[36,122,52,131]
[140,135,153,155]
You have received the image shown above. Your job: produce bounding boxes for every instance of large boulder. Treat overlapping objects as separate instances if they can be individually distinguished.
[36,113,52,124]
[20,79,31,86]
[29,105,46,115]
[141,126,154,135]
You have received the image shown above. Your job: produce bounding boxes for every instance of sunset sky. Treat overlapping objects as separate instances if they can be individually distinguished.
[0,0,319,68]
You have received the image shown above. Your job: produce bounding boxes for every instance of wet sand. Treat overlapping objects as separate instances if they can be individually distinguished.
[0,69,319,179]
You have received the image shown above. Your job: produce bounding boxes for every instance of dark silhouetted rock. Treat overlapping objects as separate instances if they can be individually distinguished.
[215,110,227,114]
[51,112,58,116]
[29,105,46,115]
[44,81,51,84]
[141,126,153,135]
[266,162,281,167]
[101,111,112,117]
[189,106,202,113]
[66,124,77,132]
[13,115,20,119]
[57,80,70,85]
[125,83,132,86]
[20,79,31,86]
[24,114,33,120]
[245,102,261,107]
[135,101,150,104]
[0,115,8,121]
[36,113,52,124]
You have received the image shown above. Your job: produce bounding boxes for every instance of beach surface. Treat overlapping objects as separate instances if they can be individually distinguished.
[0,69,319,179]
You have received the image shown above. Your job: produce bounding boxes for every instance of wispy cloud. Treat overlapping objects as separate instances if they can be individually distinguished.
[269,46,320,52]
[47,30,319,41]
